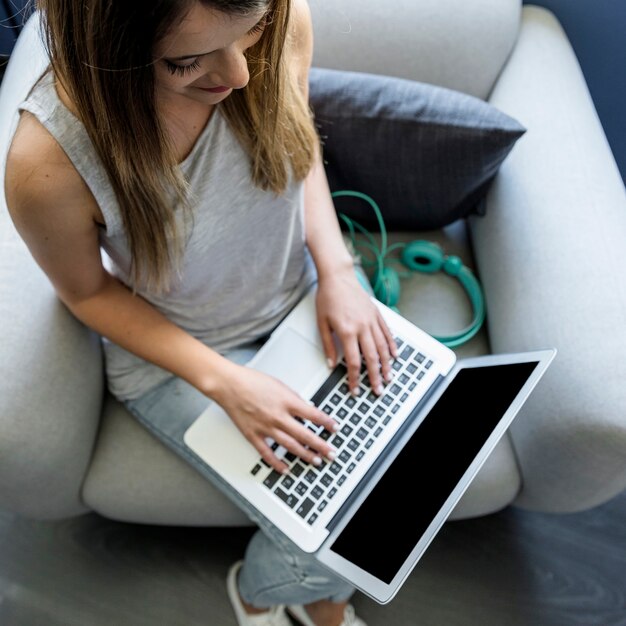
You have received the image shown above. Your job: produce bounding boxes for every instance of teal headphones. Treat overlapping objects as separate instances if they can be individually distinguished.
[332,190,486,348]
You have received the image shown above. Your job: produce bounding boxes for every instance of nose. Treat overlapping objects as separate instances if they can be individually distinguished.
[209,46,250,89]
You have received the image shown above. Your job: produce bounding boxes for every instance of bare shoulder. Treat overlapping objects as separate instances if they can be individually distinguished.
[5,111,103,229]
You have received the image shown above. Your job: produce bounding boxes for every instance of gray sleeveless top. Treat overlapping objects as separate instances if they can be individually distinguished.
[20,71,317,400]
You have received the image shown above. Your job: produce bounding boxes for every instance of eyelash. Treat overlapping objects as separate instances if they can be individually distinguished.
[165,58,202,77]
[164,18,268,77]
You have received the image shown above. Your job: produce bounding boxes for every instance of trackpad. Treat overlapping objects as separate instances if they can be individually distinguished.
[248,327,327,393]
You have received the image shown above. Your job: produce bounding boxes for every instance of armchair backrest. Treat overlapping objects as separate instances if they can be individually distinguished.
[309,0,522,100]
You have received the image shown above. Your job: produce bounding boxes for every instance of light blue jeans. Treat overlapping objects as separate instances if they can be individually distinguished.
[125,342,355,607]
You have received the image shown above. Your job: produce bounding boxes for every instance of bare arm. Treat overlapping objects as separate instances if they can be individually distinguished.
[5,111,337,472]
[291,0,397,394]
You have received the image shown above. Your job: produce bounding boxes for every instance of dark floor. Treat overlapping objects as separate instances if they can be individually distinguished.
[1,490,625,626]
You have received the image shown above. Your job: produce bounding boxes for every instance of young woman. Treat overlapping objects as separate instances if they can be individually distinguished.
[6,1,397,624]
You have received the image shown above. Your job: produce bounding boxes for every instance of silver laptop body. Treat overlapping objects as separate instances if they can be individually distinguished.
[184,288,555,602]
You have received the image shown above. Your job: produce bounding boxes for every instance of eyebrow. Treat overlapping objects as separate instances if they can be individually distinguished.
[166,13,268,62]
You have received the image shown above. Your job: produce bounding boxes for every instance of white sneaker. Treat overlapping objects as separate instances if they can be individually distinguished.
[226,561,293,626]
[287,602,368,626]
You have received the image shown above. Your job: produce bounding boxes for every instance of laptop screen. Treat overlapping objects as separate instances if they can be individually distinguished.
[329,361,539,583]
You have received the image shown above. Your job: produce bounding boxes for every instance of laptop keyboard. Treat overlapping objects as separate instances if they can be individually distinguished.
[249,336,435,527]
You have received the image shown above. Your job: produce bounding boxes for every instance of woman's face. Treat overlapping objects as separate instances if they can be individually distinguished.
[153,2,269,107]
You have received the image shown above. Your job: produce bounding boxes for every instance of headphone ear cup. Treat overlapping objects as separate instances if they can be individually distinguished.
[373,266,401,308]
[401,240,444,273]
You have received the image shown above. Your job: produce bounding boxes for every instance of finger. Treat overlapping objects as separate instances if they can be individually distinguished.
[273,428,333,466]
[318,318,337,369]
[359,331,384,395]
[372,322,393,384]
[290,416,337,457]
[254,437,289,474]
[299,399,340,435]
[342,333,363,396]
[378,311,399,359]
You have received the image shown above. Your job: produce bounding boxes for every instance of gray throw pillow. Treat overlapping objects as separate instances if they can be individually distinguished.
[308,67,526,230]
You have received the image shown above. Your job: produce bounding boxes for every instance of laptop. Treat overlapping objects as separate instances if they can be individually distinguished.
[183,287,555,603]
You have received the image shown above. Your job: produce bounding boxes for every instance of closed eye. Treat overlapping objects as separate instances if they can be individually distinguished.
[165,58,201,76]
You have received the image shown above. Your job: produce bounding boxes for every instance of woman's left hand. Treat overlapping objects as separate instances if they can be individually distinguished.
[315,268,398,397]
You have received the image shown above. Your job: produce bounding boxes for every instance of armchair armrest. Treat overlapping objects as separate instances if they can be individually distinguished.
[0,13,104,519]
[469,6,626,512]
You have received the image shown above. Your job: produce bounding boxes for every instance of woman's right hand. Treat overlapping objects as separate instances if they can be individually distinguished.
[212,363,340,474]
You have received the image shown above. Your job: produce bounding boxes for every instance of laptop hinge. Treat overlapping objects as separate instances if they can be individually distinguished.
[324,373,445,533]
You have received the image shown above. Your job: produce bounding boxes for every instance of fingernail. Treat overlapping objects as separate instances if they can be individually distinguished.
[327,450,336,461]
[312,456,322,466]
[327,358,334,369]
[352,387,361,396]
[375,384,384,395]
[331,421,340,432]
[281,467,290,475]
[384,371,393,382]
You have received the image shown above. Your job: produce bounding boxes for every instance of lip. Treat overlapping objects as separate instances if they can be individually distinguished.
[198,85,231,93]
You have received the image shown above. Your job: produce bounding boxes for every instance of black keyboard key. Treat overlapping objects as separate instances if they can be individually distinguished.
[339,383,349,394]
[390,383,402,396]
[295,482,308,496]
[263,470,282,489]
[356,451,365,461]
[357,402,370,415]
[275,487,298,508]
[281,475,295,489]
[392,360,403,371]
[304,469,317,484]
[356,427,368,440]
[321,404,333,415]
[391,404,401,414]
[349,414,362,425]
[399,373,410,385]
[347,438,359,451]
[339,450,351,463]
[251,464,262,476]
[320,429,332,441]
[365,416,377,429]
[417,371,425,380]
[409,382,417,391]
[328,488,338,499]
[296,498,315,518]
[307,512,319,525]
[381,394,393,407]
[291,463,304,477]
[340,424,353,437]
[425,359,433,369]
[374,405,385,417]
[345,396,357,408]
[320,473,333,487]
[401,392,409,402]
[416,352,425,363]
[311,485,324,500]
[331,434,345,448]
[399,345,414,361]
[337,475,347,486]
[374,426,383,437]
[329,462,342,475]
[365,438,374,449]
[337,407,348,420]
[330,393,341,405]
[383,415,392,425]
[407,363,417,374]
[318,500,328,511]
[347,462,356,474]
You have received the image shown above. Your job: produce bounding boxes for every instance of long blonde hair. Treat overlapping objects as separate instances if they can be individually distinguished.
[37,0,318,292]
